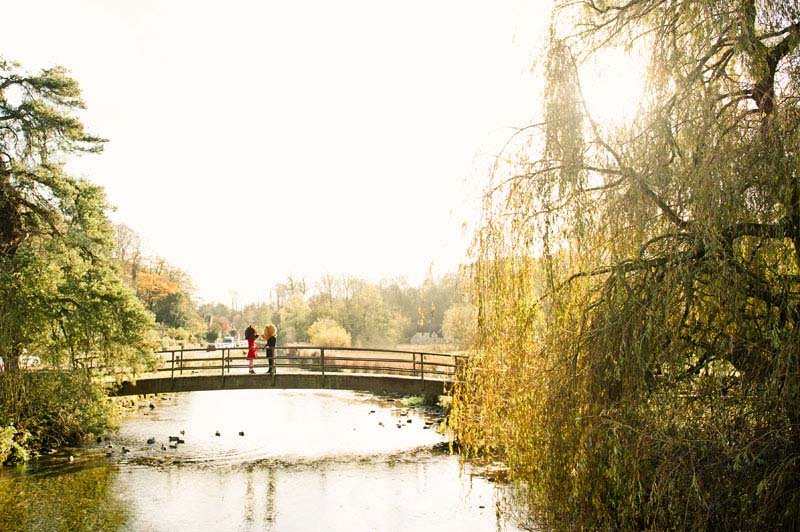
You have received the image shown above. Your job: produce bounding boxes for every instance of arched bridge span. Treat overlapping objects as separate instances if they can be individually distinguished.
[112,345,463,398]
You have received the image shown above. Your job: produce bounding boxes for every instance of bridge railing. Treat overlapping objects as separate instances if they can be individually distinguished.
[153,345,466,383]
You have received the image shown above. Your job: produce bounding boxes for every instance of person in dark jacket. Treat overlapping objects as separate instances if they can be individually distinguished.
[262,324,277,375]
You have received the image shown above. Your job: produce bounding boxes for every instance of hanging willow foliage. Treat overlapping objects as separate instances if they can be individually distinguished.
[451,1,800,530]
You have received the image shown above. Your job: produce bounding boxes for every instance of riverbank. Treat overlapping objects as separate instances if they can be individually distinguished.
[0,371,121,465]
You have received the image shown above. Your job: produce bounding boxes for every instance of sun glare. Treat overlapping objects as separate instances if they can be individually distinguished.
[580,47,648,127]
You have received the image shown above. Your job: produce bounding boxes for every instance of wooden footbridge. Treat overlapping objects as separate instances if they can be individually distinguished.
[112,345,464,398]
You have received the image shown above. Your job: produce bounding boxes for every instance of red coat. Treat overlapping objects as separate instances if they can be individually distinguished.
[246,338,258,359]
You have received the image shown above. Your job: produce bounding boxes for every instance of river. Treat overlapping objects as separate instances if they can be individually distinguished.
[0,389,522,531]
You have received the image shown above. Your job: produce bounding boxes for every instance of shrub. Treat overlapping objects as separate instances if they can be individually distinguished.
[307,318,351,347]
[0,371,117,461]
[0,425,30,464]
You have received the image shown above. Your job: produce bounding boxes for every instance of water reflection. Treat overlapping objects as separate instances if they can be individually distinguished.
[0,462,129,532]
[0,390,521,532]
[111,454,509,532]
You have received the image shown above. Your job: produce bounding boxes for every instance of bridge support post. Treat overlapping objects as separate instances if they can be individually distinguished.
[320,348,325,388]
[420,353,424,383]
[170,351,175,380]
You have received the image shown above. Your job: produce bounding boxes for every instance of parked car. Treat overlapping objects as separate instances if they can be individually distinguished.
[20,351,41,368]
[0,355,40,370]
[23,355,40,368]
[208,336,242,350]
[221,336,235,347]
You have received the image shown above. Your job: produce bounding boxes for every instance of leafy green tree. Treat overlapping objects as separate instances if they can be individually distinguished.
[235,302,275,334]
[112,223,142,285]
[112,227,204,341]
[271,276,307,308]
[201,274,459,348]
[307,318,351,347]
[134,259,201,332]
[417,273,457,335]
[198,302,231,320]
[0,251,59,371]
[207,316,231,340]
[452,2,800,530]
[279,293,312,342]
[151,292,194,329]
[0,186,156,378]
[441,303,477,348]
[379,278,422,340]
[0,59,105,257]
[341,283,408,346]
[0,58,154,373]
[0,57,155,459]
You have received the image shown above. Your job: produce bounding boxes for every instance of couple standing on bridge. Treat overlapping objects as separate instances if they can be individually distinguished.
[244,324,277,375]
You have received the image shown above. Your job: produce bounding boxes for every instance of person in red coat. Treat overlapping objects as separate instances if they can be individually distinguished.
[244,324,259,374]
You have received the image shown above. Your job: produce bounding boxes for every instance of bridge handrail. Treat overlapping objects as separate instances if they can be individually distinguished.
[155,345,467,357]
[150,344,465,383]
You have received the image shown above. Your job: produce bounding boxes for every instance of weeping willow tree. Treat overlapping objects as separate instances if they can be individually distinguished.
[451,1,800,529]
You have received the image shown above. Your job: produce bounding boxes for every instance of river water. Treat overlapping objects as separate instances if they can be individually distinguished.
[0,389,522,531]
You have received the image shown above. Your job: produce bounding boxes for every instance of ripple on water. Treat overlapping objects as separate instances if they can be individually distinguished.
[111,389,448,466]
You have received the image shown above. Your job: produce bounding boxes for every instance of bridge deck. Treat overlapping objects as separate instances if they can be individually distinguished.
[113,371,451,397]
[112,345,462,398]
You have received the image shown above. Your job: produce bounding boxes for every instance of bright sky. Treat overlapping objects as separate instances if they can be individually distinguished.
[2,0,554,305]
[3,1,644,306]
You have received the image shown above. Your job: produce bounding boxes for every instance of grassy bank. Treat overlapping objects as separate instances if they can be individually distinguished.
[0,371,119,464]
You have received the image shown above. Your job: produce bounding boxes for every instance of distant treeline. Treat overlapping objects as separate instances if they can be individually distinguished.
[198,273,470,348]
[112,225,474,349]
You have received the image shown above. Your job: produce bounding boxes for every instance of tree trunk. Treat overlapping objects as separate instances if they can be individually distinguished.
[4,345,22,373]
[0,176,24,257]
